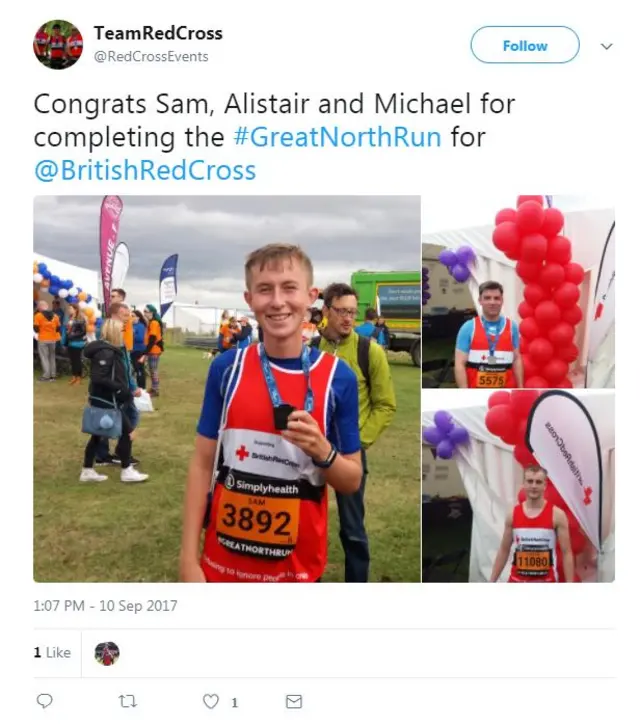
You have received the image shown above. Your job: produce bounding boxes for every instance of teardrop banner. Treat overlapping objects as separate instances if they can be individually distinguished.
[586,221,615,383]
[525,390,603,552]
[99,195,124,306]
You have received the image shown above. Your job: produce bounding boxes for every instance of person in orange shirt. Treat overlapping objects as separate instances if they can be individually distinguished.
[34,301,61,381]
[142,305,164,396]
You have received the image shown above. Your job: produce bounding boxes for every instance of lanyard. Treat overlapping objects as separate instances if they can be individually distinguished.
[258,343,314,413]
[483,319,502,357]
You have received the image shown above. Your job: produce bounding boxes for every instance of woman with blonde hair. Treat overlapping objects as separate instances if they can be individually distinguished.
[65,303,87,384]
[80,319,149,484]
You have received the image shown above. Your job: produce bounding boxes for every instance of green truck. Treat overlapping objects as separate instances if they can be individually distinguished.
[350,270,421,367]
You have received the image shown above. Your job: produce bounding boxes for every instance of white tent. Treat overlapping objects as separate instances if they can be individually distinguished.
[422,389,615,583]
[33,252,102,304]
[422,197,615,388]
[165,304,256,336]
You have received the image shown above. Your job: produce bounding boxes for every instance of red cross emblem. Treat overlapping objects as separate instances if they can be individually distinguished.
[583,487,593,506]
[235,445,249,461]
[481,354,487,361]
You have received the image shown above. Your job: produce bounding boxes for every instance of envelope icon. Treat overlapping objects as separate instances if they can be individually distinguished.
[286,695,303,709]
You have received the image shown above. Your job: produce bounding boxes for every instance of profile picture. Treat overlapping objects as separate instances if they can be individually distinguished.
[94,642,120,666]
[34,20,83,69]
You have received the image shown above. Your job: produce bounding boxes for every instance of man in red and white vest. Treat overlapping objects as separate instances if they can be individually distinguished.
[180,244,362,583]
[490,465,574,583]
[454,280,524,389]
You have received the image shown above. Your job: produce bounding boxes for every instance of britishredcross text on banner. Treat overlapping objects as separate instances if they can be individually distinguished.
[588,221,615,360]
[525,390,603,551]
[99,196,124,306]
[111,242,130,293]
[159,254,179,318]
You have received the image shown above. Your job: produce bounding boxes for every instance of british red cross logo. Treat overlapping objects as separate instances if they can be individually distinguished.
[481,354,487,361]
[583,487,593,506]
[235,445,249,462]
[515,535,521,545]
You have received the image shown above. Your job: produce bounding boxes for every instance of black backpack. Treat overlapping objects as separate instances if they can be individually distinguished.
[310,334,371,391]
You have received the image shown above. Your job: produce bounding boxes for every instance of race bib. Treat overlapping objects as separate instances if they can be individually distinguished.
[215,479,301,560]
[477,372,507,388]
[515,549,552,575]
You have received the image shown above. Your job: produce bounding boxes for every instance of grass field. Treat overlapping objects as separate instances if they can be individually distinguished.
[33,347,422,583]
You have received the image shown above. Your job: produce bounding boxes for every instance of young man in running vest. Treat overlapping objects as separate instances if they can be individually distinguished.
[454,281,524,389]
[48,24,67,70]
[180,244,362,583]
[314,283,397,583]
[490,465,574,583]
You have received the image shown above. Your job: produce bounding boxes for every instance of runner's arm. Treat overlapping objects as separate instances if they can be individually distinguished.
[453,350,469,388]
[554,507,575,583]
[512,349,525,388]
[489,512,513,582]
[180,435,216,581]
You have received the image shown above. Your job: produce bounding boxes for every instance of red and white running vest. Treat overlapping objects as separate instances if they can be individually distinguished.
[509,502,558,582]
[466,317,516,388]
[68,33,83,58]
[34,32,48,56]
[201,345,338,583]
[49,35,66,59]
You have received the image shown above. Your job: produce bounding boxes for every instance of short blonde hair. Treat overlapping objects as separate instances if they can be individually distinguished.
[244,243,314,289]
[101,319,124,348]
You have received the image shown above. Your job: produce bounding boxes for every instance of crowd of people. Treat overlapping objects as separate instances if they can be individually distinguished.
[33,288,165,484]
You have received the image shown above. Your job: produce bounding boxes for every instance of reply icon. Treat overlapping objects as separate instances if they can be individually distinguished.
[37,693,53,709]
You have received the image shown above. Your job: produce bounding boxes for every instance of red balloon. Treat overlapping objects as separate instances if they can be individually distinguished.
[519,316,541,340]
[564,262,585,285]
[540,207,565,238]
[521,354,539,379]
[515,260,543,284]
[534,300,562,328]
[562,305,583,326]
[547,322,575,347]
[518,301,535,319]
[523,283,548,307]
[516,201,545,234]
[492,221,521,254]
[528,337,554,365]
[570,528,587,555]
[520,233,548,263]
[514,443,537,468]
[517,195,544,207]
[517,488,526,503]
[538,262,566,291]
[525,376,550,389]
[511,390,540,419]
[495,208,516,225]
[546,235,572,265]
[488,390,511,408]
[556,377,573,388]
[541,358,569,385]
[554,282,581,309]
[485,404,515,438]
[501,426,519,446]
[520,338,528,354]
[556,343,579,363]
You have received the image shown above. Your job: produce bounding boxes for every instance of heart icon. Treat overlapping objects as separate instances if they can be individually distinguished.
[203,694,219,710]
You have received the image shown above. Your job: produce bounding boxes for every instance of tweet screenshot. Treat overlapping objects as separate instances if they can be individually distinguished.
[14,1,627,722]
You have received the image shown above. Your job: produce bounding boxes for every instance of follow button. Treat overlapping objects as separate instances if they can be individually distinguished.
[471,26,580,64]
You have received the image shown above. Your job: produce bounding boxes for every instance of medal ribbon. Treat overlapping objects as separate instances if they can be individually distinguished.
[258,343,314,413]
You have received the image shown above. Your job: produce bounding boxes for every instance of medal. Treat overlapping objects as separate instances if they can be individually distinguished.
[487,355,497,364]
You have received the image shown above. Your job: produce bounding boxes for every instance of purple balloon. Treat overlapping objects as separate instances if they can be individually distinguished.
[452,264,471,283]
[425,292,431,300]
[434,410,454,434]
[448,426,470,445]
[422,426,445,446]
[439,249,458,267]
[456,245,476,266]
[436,439,455,459]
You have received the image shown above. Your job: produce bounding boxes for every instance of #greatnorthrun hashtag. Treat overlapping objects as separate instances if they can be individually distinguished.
[233,125,442,147]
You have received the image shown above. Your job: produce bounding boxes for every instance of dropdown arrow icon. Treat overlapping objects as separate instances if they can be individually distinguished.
[601,43,613,50]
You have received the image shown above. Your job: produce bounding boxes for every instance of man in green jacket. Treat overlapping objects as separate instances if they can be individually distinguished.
[316,282,397,582]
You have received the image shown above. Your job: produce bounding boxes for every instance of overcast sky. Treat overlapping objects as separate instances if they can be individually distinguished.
[34,196,420,309]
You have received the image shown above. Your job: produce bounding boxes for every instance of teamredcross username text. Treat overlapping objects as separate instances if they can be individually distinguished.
[94,25,223,41]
